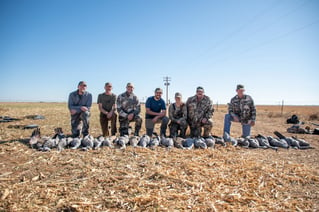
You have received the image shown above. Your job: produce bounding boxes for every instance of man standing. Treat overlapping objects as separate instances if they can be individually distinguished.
[223,84,256,138]
[145,88,169,137]
[97,82,117,137]
[169,92,188,138]
[186,86,213,138]
[117,83,142,136]
[68,81,92,138]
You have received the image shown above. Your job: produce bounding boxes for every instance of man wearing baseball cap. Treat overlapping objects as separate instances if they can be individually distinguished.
[186,86,214,137]
[68,81,92,138]
[223,84,256,138]
[117,83,142,136]
[168,92,188,138]
[145,88,169,137]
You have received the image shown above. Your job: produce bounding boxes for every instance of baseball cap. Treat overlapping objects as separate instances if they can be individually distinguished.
[155,88,163,93]
[175,92,182,98]
[196,86,204,92]
[126,82,134,88]
[236,84,245,90]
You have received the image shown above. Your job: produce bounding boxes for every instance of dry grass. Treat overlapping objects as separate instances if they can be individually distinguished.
[309,113,319,121]
[0,103,319,211]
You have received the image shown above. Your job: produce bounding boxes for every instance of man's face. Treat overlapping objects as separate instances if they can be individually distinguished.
[105,84,112,92]
[78,83,87,93]
[155,91,162,99]
[175,97,181,102]
[126,86,133,94]
[237,89,245,96]
[196,90,204,99]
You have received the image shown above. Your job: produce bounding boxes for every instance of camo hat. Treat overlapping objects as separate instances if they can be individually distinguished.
[236,84,245,90]
[175,92,182,98]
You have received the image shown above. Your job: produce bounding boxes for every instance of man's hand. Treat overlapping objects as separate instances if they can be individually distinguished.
[152,116,159,123]
[233,115,240,122]
[81,106,89,112]
[160,111,166,117]
[107,111,113,119]
[128,113,134,121]
[201,118,208,124]
[249,120,255,126]
[70,109,77,115]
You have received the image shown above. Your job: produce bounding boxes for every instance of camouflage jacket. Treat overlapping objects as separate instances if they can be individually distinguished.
[186,95,214,125]
[116,92,141,118]
[169,103,187,123]
[228,94,256,124]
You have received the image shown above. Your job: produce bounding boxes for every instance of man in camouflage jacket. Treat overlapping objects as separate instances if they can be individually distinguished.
[223,84,256,137]
[186,86,214,137]
[117,83,142,136]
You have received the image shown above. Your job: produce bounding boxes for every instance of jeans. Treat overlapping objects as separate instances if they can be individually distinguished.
[223,114,251,137]
[145,116,169,137]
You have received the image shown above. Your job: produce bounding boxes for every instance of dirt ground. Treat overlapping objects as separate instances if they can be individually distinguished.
[0,103,318,211]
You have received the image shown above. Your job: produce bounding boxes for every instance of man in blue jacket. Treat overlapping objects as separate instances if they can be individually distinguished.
[68,81,92,138]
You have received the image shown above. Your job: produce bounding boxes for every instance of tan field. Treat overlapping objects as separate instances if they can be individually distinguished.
[0,102,318,211]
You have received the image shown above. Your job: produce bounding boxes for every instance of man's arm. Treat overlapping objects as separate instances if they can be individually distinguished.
[116,95,128,118]
[168,104,177,122]
[68,92,81,112]
[205,98,214,119]
[146,108,162,116]
[178,103,187,122]
[133,96,141,116]
[250,97,256,122]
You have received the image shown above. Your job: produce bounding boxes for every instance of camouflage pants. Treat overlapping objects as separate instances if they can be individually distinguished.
[71,111,90,138]
[189,119,213,138]
[119,114,142,136]
[169,120,188,138]
[100,112,117,137]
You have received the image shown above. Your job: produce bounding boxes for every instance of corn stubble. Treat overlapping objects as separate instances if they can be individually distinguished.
[0,103,318,211]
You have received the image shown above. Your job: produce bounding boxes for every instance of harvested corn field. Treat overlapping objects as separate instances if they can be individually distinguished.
[0,103,318,211]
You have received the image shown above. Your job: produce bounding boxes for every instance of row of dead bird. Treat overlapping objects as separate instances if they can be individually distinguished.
[29,128,313,152]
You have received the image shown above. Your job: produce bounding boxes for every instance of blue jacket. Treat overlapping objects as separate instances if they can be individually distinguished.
[68,90,92,113]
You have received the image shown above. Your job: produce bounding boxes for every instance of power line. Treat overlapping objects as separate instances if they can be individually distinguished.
[188,0,283,67]
[188,0,315,69]
[205,18,319,67]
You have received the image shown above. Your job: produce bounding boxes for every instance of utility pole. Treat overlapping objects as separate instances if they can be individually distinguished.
[163,76,171,105]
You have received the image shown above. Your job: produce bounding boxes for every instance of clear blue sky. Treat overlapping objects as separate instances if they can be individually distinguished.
[1,0,319,105]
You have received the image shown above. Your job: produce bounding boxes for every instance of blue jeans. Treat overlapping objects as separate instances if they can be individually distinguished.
[223,114,251,137]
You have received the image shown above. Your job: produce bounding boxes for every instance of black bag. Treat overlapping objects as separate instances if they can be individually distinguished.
[287,114,299,124]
